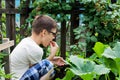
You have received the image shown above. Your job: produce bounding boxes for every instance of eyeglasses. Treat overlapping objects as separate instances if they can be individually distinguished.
[49,31,57,37]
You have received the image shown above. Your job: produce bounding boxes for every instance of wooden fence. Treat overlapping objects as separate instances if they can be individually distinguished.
[0,0,30,49]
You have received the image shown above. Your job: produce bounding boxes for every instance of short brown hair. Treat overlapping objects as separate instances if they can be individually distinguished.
[32,15,57,35]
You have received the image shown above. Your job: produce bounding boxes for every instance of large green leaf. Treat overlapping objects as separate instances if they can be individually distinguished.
[114,58,120,76]
[68,55,110,80]
[103,58,118,75]
[102,42,120,77]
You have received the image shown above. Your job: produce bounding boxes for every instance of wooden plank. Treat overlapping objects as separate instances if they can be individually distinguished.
[0,40,14,51]
[2,38,11,53]
[0,8,33,14]
[0,8,20,14]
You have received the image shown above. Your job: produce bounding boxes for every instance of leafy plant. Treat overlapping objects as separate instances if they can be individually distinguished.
[0,52,12,79]
[70,26,86,56]
[102,42,120,79]
[70,55,110,80]
[93,41,120,80]
[56,55,110,80]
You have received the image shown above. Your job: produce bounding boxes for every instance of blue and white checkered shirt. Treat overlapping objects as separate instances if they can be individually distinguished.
[20,59,54,80]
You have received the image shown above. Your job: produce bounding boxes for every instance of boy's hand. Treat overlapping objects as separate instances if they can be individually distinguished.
[47,41,59,60]
[51,57,65,66]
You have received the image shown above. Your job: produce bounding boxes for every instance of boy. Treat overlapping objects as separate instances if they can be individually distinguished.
[10,15,65,80]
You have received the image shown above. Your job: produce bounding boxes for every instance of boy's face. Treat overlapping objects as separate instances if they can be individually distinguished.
[41,28,57,47]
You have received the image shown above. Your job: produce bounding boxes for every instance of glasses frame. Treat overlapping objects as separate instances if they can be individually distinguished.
[48,31,57,37]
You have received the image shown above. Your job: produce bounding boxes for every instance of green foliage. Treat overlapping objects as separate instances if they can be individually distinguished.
[67,0,120,56]
[18,0,75,38]
[0,66,12,79]
[31,0,73,22]
[0,52,12,79]
[70,26,86,57]
[93,42,120,79]
[73,0,120,54]
[0,52,7,64]
[102,42,120,78]
[57,41,120,80]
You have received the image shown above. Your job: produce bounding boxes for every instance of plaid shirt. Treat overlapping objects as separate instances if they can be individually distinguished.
[20,59,54,80]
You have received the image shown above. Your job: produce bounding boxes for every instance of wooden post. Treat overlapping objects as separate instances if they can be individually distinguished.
[60,0,67,59]
[5,0,16,51]
[60,20,66,59]
[70,1,80,45]
[20,0,30,39]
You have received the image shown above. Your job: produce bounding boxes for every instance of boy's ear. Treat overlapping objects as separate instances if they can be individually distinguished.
[40,29,47,36]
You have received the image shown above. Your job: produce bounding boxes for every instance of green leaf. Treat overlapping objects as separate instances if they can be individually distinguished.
[93,42,106,58]
[62,70,75,80]
[114,58,120,75]
[104,58,118,74]
[90,36,97,42]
